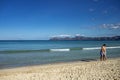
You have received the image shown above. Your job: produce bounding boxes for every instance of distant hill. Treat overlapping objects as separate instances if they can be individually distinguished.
[50,36,120,41]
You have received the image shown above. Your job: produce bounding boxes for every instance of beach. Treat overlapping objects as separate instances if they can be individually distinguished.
[0,58,120,80]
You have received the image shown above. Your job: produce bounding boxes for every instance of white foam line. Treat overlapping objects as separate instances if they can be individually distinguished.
[83,47,101,50]
[107,46,120,49]
[50,49,70,52]
[83,46,120,50]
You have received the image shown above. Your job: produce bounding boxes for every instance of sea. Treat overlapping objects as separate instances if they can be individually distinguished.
[0,40,120,69]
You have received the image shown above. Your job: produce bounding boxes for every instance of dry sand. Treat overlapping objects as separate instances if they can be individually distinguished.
[0,58,120,80]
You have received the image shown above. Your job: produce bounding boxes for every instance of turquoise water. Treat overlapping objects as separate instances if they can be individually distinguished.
[0,40,120,69]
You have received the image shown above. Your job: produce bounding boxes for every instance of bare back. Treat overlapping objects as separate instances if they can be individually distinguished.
[101,46,106,55]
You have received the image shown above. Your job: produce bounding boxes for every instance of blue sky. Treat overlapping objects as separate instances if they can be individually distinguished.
[0,0,120,40]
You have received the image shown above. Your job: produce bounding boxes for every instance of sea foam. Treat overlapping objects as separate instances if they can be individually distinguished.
[83,46,120,50]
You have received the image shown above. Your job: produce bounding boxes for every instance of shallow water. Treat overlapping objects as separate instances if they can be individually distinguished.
[0,40,120,69]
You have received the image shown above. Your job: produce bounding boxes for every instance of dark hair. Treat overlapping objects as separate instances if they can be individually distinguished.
[103,44,106,46]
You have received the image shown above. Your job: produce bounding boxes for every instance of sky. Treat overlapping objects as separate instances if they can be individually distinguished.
[0,0,120,40]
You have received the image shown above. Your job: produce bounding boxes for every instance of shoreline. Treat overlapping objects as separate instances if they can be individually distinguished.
[0,58,120,80]
[0,57,118,70]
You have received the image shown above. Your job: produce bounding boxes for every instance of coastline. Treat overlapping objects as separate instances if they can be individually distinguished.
[0,58,120,80]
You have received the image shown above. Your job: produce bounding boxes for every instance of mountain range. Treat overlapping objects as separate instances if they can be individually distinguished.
[50,36,120,41]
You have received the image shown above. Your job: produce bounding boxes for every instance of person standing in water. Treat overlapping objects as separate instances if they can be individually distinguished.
[100,44,107,61]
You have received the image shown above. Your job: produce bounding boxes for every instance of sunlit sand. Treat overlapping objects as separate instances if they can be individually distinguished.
[0,58,120,80]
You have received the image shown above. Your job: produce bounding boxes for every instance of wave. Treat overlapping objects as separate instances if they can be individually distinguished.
[83,47,101,50]
[50,49,70,51]
[83,46,120,50]
[0,46,120,53]
[106,46,120,49]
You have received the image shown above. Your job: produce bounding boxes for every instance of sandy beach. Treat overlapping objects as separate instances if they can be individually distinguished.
[0,58,120,80]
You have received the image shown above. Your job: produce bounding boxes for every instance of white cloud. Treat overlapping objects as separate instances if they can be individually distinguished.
[58,34,71,37]
[75,34,85,36]
[75,34,80,36]
[101,23,120,29]
[111,26,120,29]
[51,34,85,38]
[51,34,72,38]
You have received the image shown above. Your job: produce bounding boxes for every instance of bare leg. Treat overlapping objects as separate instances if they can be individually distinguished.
[100,56,103,61]
[104,55,107,60]
[103,55,107,61]
[100,56,102,61]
